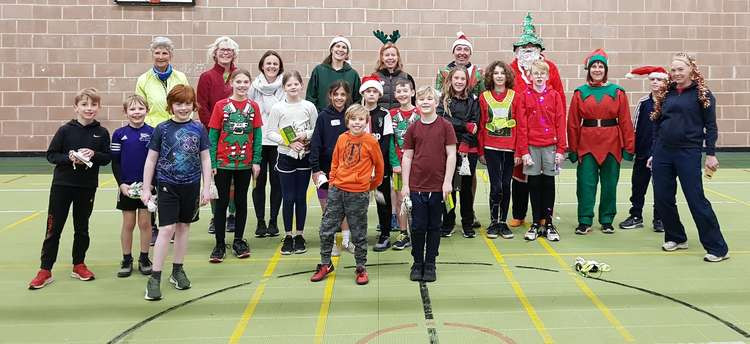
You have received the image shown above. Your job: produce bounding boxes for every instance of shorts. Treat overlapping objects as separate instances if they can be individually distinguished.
[276,153,311,173]
[317,188,328,200]
[116,191,147,211]
[523,145,557,176]
[156,182,201,227]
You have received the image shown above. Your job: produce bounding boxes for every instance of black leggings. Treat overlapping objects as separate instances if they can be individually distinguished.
[528,175,555,224]
[214,169,252,244]
[252,145,282,225]
[40,185,96,270]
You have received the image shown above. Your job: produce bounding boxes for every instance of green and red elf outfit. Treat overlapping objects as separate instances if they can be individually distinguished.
[208,98,263,169]
[567,49,635,229]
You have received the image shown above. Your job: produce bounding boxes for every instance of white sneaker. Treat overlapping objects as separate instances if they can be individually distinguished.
[704,253,729,262]
[524,225,540,241]
[343,241,356,254]
[662,241,688,252]
[331,243,341,257]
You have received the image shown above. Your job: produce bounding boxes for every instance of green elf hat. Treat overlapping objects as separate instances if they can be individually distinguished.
[512,12,545,51]
[584,48,608,69]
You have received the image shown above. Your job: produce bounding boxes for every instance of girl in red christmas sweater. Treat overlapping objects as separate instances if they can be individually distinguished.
[516,60,566,242]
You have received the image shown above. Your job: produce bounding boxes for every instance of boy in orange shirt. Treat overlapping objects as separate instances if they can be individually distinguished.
[311,104,384,285]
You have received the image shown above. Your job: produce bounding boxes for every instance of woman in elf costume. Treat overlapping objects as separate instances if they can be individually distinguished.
[567,49,635,235]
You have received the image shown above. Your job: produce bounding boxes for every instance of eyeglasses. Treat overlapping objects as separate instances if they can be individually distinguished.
[532,72,547,77]
[217,48,235,55]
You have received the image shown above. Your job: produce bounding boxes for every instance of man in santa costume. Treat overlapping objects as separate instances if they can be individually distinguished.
[618,66,668,232]
[435,32,484,97]
[568,48,635,235]
[507,13,566,227]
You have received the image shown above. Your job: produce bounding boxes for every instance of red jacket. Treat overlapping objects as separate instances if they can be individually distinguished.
[197,63,236,127]
[515,87,567,157]
[478,89,522,155]
[511,57,566,111]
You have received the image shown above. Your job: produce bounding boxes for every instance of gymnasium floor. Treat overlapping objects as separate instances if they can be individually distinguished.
[0,155,748,344]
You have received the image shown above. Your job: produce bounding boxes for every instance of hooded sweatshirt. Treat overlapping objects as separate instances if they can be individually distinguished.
[309,105,347,174]
[47,119,111,189]
[249,74,286,146]
[305,63,362,111]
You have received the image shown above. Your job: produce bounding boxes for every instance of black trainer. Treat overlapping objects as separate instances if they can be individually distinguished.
[138,257,153,275]
[601,223,615,234]
[226,214,236,233]
[486,223,500,239]
[266,221,280,237]
[373,234,391,252]
[653,219,665,232]
[117,260,133,278]
[422,263,437,282]
[462,226,476,238]
[293,235,307,254]
[574,223,592,235]
[207,218,215,234]
[409,263,423,281]
[498,222,514,239]
[471,217,481,229]
[392,232,411,250]
[209,243,226,263]
[232,239,250,258]
[618,215,643,229]
[440,223,454,237]
[255,220,268,238]
[280,235,294,255]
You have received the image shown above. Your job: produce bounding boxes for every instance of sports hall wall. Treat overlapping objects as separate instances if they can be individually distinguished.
[0,0,749,151]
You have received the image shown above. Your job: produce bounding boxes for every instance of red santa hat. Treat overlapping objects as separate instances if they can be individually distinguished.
[625,66,668,80]
[359,74,383,95]
[452,31,473,52]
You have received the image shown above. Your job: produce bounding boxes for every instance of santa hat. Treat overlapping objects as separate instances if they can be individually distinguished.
[452,31,473,52]
[625,66,668,80]
[584,48,608,68]
[359,74,383,95]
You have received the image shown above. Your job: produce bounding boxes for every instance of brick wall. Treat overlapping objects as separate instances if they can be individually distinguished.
[1,0,748,151]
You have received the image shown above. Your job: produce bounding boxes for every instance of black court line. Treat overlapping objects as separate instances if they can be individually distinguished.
[107,281,253,344]
[2,175,25,183]
[419,281,439,344]
[520,265,750,338]
[275,262,494,278]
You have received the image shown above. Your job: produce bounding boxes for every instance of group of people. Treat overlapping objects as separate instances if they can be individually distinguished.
[27,14,730,302]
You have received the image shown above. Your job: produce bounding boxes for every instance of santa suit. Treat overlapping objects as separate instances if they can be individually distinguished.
[568,83,635,225]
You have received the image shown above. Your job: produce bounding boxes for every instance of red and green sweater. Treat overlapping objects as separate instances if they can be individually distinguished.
[208,98,263,169]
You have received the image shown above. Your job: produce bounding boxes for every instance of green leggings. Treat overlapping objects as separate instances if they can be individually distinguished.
[576,154,620,225]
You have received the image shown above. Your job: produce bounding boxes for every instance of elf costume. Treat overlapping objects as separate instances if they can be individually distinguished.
[567,49,635,231]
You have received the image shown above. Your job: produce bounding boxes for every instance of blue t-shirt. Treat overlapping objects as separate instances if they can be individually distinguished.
[111,124,153,184]
[148,119,209,185]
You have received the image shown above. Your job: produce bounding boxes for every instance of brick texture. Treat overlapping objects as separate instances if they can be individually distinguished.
[0,1,748,151]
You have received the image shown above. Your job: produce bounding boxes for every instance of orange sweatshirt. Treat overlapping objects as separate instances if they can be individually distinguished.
[329,131,384,193]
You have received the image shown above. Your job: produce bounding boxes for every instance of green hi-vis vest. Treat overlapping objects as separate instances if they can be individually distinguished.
[482,89,516,137]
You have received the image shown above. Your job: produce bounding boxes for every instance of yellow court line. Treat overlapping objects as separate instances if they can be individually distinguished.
[705,187,750,208]
[478,169,489,183]
[0,211,41,235]
[537,240,635,342]
[313,256,340,344]
[482,233,554,343]
[100,177,117,187]
[227,244,283,344]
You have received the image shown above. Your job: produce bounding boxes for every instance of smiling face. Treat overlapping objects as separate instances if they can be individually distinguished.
[381,47,399,71]
[492,66,507,90]
[262,54,281,80]
[125,100,147,127]
[588,61,606,83]
[74,96,99,123]
[329,86,348,112]
[215,44,235,66]
[152,47,171,71]
[362,88,380,105]
[171,102,193,122]
[670,59,693,88]
[416,93,437,116]
[330,42,349,63]
[394,84,414,106]
[231,73,251,99]
[283,76,302,99]
[347,112,368,136]
[451,70,468,94]
[649,77,666,92]
[453,45,471,66]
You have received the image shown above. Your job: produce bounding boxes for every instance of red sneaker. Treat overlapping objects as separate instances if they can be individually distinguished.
[29,269,53,289]
[355,266,369,285]
[310,264,334,282]
[71,263,95,281]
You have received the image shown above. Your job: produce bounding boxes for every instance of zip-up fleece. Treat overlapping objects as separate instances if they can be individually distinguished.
[654,82,717,155]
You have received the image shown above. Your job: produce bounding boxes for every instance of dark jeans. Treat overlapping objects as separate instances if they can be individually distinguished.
[410,191,443,264]
[511,178,529,220]
[40,185,96,270]
[252,145,281,225]
[629,156,660,220]
[214,169,252,244]
[485,150,514,223]
[443,153,477,228]
[376,174,392,237]
[528,175,555,223]
[652,145,728,256]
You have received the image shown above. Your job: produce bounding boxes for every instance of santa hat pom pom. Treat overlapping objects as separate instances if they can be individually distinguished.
[625,72,635,79]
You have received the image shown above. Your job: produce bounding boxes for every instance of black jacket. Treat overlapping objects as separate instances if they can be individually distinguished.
[47,119,111,189]
[437,95,480,148]
[309,105,347,174]
[654,82,717,155]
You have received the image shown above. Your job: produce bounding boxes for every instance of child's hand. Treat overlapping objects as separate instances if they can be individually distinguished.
[401,186,410,200]
[78,148,94,160]
[312,171,322,183]
[393,166,401,174]
[442,181,452,199]
[212,168,217,176]
[140,191,151,207]
[514,157,522,166]
[200,187,211,206]
[646,156,653,169]
[479,155,486,165]
[522,154,534,166]
[119,183,130,195]
[252,164,261,178]
[554,153,564,166]
[289,141,305,152]
[69,150,83,164]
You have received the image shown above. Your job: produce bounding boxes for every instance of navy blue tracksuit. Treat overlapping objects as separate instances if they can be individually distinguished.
[652,83,728,256]
[628,95,660,221]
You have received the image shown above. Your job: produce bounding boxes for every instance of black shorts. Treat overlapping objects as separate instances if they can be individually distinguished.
[116,191,147,211]
[275,153,310,173]
[156,182,201,227]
